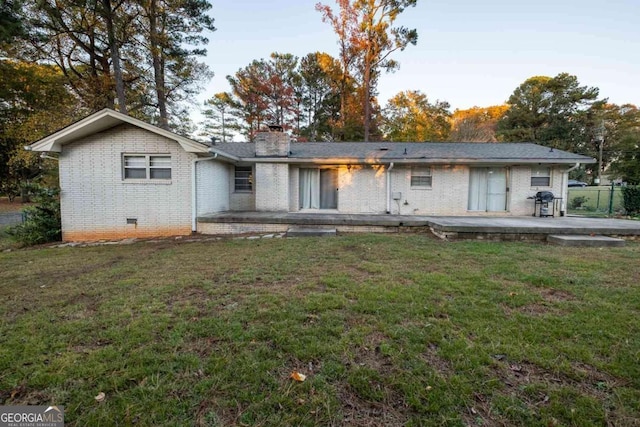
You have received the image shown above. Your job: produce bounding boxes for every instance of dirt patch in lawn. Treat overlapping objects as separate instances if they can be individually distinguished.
[351,332,393,372]
[420,342,454,377]
[0,383,52,406]
[463,359,627,427]
[336,332,413,426]
[195,397,240,427]
[537,287,576,303]
[338,387,409,427]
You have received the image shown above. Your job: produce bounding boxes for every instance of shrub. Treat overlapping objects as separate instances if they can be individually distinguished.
[8,185,61,245]
[569,196,589,209]
[621,186,640,215]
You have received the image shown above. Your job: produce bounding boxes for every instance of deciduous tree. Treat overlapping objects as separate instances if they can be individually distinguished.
[382,90,451,141]
[0,60,75,199]
[317,0,418,141]
[450,105,508,142]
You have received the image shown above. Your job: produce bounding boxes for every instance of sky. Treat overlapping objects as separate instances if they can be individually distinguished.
[194,0,640,134]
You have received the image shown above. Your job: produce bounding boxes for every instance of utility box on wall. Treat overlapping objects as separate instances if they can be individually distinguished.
[392,192,402,200]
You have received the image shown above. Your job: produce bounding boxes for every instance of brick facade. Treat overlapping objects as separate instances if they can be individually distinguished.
[60,124,195,241]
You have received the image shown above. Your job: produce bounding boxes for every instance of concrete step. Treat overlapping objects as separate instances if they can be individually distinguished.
[547,234,625,247]
[286,227,337,237]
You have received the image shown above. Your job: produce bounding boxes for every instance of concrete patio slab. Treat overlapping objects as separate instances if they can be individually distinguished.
[547,235,626,247]
[197,212,640,240]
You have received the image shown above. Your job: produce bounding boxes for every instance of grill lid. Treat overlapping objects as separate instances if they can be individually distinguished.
[535,191,555,202]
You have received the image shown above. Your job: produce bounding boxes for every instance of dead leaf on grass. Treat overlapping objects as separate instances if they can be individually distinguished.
[290,371,306,382]
[95,392,105,402]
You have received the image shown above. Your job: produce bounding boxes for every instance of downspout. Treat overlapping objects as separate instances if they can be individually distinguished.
[560,163,580,216]
[192,154,218,232]
[386,162,394,214]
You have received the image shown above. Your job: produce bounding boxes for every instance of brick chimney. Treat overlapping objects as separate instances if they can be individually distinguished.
[255,126,290,157]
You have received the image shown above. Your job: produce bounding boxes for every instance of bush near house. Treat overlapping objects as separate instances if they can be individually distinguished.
[8,185,61,245]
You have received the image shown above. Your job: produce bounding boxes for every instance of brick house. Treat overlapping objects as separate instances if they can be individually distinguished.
[28,109,595,241]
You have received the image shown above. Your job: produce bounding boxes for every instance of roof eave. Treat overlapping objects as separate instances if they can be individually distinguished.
[28,109,210,154]
[242,157,597,165]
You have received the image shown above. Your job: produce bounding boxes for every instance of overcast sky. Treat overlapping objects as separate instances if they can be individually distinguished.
[195,0,639,131]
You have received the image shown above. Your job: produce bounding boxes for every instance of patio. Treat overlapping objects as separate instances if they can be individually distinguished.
[197,212,640,241]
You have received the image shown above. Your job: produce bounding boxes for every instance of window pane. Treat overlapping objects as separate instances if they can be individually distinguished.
[150,168,171,179]
[124,156,146,167]
[125,168,147,179]
[411,176,432,187]
[531,167,551,186]
[150,156,171,167]
[235,166,253,191]
[412,167,431,177]
[531,177,550,186]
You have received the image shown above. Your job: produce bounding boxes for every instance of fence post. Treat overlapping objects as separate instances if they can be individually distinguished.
[608,182,615,216]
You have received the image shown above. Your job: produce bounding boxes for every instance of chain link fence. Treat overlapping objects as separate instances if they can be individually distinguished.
[567,186,625,216]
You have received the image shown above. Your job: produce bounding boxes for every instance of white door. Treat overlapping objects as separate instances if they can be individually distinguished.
[468,167,508,211]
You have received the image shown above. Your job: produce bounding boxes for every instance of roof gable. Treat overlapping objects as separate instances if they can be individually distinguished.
[28,109,209,154]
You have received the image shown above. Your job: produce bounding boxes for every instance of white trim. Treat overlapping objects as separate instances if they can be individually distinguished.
[28,109,238,160]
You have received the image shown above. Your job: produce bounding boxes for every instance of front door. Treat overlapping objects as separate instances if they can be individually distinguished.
[299,168,338,210]
[468,167,508,211]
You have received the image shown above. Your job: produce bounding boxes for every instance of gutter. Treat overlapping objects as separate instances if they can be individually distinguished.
[192,154,218,232]
[246,157,595,165]
[560,162,580,216]
[386,162,394,214]
[39,153,60,162]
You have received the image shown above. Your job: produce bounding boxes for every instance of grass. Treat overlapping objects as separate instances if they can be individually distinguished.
[0,234,639,426]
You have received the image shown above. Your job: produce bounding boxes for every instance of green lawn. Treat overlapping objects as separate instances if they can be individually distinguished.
[1,235,639,426]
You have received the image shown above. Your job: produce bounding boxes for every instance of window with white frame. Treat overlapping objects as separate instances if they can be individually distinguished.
[234,166,253,192]
[531,166,551,186]
[411,167,432,188]
[123,154,171,180]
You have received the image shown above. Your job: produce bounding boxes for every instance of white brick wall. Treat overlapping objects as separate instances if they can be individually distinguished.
[289,167,299,211]
[390,165,469,215]
[255,163,289,211]
[337,165,387,213]
[511,165,566,216]
[196,160,230,215]
[59,124,195,240]
[279,163,569,217]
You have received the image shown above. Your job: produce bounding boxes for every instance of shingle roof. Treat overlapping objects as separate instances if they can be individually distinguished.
[212,141,595,164]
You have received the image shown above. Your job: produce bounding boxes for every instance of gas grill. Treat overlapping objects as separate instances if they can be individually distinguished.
[529,191,557,217]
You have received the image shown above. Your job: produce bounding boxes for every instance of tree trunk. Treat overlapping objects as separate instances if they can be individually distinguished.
[148,0,169,129]
[363,50,371,142]
[102,0,127,113]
